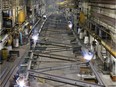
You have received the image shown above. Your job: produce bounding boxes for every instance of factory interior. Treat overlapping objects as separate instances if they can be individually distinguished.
[0,0,116,87]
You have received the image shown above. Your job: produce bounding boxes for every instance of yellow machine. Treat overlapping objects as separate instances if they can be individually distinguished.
[79,11,86,24]
[18,10,25,24]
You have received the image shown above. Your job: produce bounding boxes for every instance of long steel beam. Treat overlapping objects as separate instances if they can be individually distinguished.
[40,41,72,46]
[39,42,72,48]
[29,70,105,87]
[34,52,81,59]
[89,62,105,86]
[31,62,86,72]
[26,18,47,80]
[34,53,77,62]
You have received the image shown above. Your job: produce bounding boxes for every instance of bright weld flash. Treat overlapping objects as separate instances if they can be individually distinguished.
[84,54,93,61]
[43,15,46,18]
[32,35,38,41]
[68,23,73,29]
[19,80,25,87]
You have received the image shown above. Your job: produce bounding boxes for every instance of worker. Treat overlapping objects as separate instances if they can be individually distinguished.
[23,26,29,45]
[19,31,23,46]
[104,57,110,71]
[14,73,19,82]
[0,50,2,64]
[24,26,28,35]
[9,77,15,87]
[30,34,33,50]
[104,58,107,71]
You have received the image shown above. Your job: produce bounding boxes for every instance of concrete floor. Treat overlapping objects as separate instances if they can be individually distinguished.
[29,15,99,87]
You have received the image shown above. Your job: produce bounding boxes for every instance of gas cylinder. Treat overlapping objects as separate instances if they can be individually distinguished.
[24,28,28,35]
[2,48,8,60]
[8,39,12,46]
[84,30,87,36]
[84,36,89,44]
[7,35,13,46]
[78,28,81,34]
[13,33,19,47]
[7,35,13,53]
[13,38,19,47]
[79,32,84,39]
